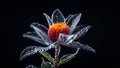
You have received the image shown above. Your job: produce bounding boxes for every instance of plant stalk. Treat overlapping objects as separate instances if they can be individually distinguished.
[55,45,60,68]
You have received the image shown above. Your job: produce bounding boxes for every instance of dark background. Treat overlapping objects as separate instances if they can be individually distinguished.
[2,0,117,68]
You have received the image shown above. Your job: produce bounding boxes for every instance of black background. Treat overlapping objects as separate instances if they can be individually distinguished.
[2,0,117,68]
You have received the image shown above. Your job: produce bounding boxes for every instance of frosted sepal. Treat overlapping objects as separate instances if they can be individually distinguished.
[43,13,53,27]
[58,48,79,66]
[67,13,82,33]
[31,23,52,45]
[23,32,47,45]
[63,42,96,53]
[26,65,37,68]
[52,9,65,23]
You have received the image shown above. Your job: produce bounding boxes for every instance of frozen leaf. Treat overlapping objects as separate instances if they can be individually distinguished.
[58,48,79,66]
[52,9,65,23]
[67,13,82,33]
[20,46,47,60]
[31,23,52,45]
[26,65,37,68]
[63,42,96,53]
[43,13,53,27]
[41,58,53,68]
[23,32,47,45]
[39,51,54,64]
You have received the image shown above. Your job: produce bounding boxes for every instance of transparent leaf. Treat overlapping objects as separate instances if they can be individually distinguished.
[58,48,79,66]
[41,58,53,68]
[52,9,65,23]
[65,15,73,24]
[23,32,47,45]
[75,26,92,40]
[26,65,37,68]
[63,42,96,53]
[39,51,54,64]
[43,13,53,27]
[67,13,82,33]
[20,46,39,60]
[20,46,50,60]
[30,23,52,45]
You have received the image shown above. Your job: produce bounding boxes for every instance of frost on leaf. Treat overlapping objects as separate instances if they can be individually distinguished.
[20,46,44,60]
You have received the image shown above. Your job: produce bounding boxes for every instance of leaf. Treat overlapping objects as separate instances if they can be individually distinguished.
[20,46,45,60]
[26,65,37,68]
[39,51,54,64]
[58,48,79,66]
[41,58,53,68]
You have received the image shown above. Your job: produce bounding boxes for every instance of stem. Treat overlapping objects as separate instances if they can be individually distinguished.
[55,45,60,68]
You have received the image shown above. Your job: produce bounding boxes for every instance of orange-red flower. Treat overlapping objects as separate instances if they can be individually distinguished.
[48,23,70,42]
[22,9,95,52]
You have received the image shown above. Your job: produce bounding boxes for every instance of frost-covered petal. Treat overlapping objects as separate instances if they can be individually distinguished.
[67,13,82,33]
[65,15,73,24]
[52,9,65,23]
[57,33,67,44]
[74,25,92,40]
[43,13,53,27]
[30,23,48,34]
[26,65,37,68]
[63,42,96,53]
[30,23,52,45]
[23,32,48,45]
[57,33,76,44]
